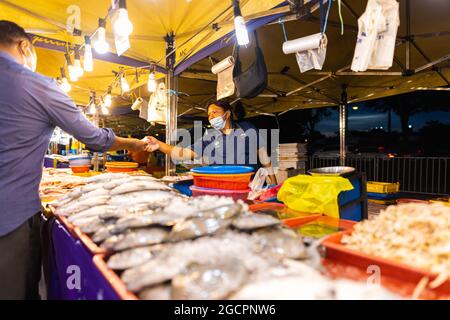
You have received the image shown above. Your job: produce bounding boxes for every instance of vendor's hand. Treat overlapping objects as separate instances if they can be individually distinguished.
[143,136,160,152]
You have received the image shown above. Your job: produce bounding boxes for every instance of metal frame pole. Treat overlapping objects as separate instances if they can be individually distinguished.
[165,33,177,176]
[405,0,411,71]
[339,85,348,166]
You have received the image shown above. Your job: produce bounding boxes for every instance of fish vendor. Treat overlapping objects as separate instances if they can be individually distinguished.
[0,21,152,299]
[146,100,277,185]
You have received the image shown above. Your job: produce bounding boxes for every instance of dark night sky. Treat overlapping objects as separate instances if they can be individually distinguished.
[316,105,450,136]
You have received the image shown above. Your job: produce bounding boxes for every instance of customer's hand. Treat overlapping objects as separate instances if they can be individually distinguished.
[128,139,148,152]
[143,136,160,152]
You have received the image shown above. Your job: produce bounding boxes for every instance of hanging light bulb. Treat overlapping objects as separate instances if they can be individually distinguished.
[89,101,96,115]
[73,46,84,78]
[104,89,112,107]
[94,19,110,54]
[147,70,157,93]
[233,0,249,46]
[65,53,78,82]
[59,67,72,93]
[121,74,130,93]
[83,36,93,72]
[112,0,133,38]
[100,99,109,115]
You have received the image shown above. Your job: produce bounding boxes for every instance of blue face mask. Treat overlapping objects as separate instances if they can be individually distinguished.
[209,112,229,130]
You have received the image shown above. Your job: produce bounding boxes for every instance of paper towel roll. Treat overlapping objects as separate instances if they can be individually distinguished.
[211,56,235,74]
[131,97,144,111]
[282,33,325,55]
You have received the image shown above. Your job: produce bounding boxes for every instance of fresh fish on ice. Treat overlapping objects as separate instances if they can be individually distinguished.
[113,228,169,251]
[232,213,280,231]
[163,196,238,218]
[109,190,177,206]
[139,285,171,300]
[55,195,110,216]
[171,260,248,300]
[92,224,117,244]
[122,255,183,291]
[85,173,129,183]
[67,205,116,223]
[101,234,125,250]
[253,227,307,260]
[79,217,113,235]
[103,176,161,190]
[98,204,151,220]
[77,188,110,200]
[112,213,181,234]
[194,203,242,220]
[168,218,231,242]
[107,247,154,270]
[109,181,171,195]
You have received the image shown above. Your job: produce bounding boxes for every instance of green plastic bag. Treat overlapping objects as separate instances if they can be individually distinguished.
[277,175,354,219]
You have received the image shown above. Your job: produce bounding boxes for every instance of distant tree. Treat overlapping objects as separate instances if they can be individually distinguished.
[366,91,450,142]
[299,108,332,135]
[418,121,450,156]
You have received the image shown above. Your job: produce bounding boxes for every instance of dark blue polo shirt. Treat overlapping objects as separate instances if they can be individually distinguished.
[189,121,265,171]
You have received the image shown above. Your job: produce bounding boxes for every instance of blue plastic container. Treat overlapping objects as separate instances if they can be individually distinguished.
[338,173,368,222]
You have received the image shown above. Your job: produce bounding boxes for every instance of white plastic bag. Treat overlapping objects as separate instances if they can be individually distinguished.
[248,167,269,200]
[211,56,235,100]
[351,0,385,72]
[147,82,167,125]
[368,0,400,70]
[283,33,328,73]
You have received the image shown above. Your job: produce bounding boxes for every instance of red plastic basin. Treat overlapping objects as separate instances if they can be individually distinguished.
[192,173,252,190]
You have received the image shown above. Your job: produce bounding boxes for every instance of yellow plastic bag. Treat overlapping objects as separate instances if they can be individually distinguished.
[277,175,354,218]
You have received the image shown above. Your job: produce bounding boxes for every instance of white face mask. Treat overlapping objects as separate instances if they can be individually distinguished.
[19,45,37,72]
[209,111,229,130]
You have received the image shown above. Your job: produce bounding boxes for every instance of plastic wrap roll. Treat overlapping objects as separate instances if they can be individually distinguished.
[211,56,235,74]
[282,33,324,55]
[131,97,144,111]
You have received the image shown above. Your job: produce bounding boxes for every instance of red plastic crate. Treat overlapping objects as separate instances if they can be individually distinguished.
[192,173,253,190]
[322,229,450,299]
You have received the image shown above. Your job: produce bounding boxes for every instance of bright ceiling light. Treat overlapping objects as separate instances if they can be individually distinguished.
[83,36,93,72]
[73,46,84,78]
[104,91,112,107]
[65,53,78,82]
[147,71,157,93]
[121,74,130,93]
[59,67,71,93]
[233,0,249,46]
[112,0,133,38]
[93,19,110,54]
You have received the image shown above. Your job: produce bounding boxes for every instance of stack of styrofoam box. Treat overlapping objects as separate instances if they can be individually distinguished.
[275,143,307,183]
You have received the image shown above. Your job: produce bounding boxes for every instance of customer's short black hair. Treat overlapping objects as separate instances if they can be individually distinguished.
[0,20,32,46]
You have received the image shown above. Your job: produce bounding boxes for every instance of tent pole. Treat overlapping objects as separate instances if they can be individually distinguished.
[165,33,177,176]
[339,85,348,166]
[405,0,411,71]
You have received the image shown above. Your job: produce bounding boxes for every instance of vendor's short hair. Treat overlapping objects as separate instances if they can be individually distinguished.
[0,21,32,46]
[207,100,233,113]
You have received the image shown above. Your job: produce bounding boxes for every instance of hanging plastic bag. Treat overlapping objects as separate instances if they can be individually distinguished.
[282,0,330,73]
[277,175,354,219]
[351,0,386,72]
[368,0,400,70]
[211,56,235,100]
[147,82,167,125]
